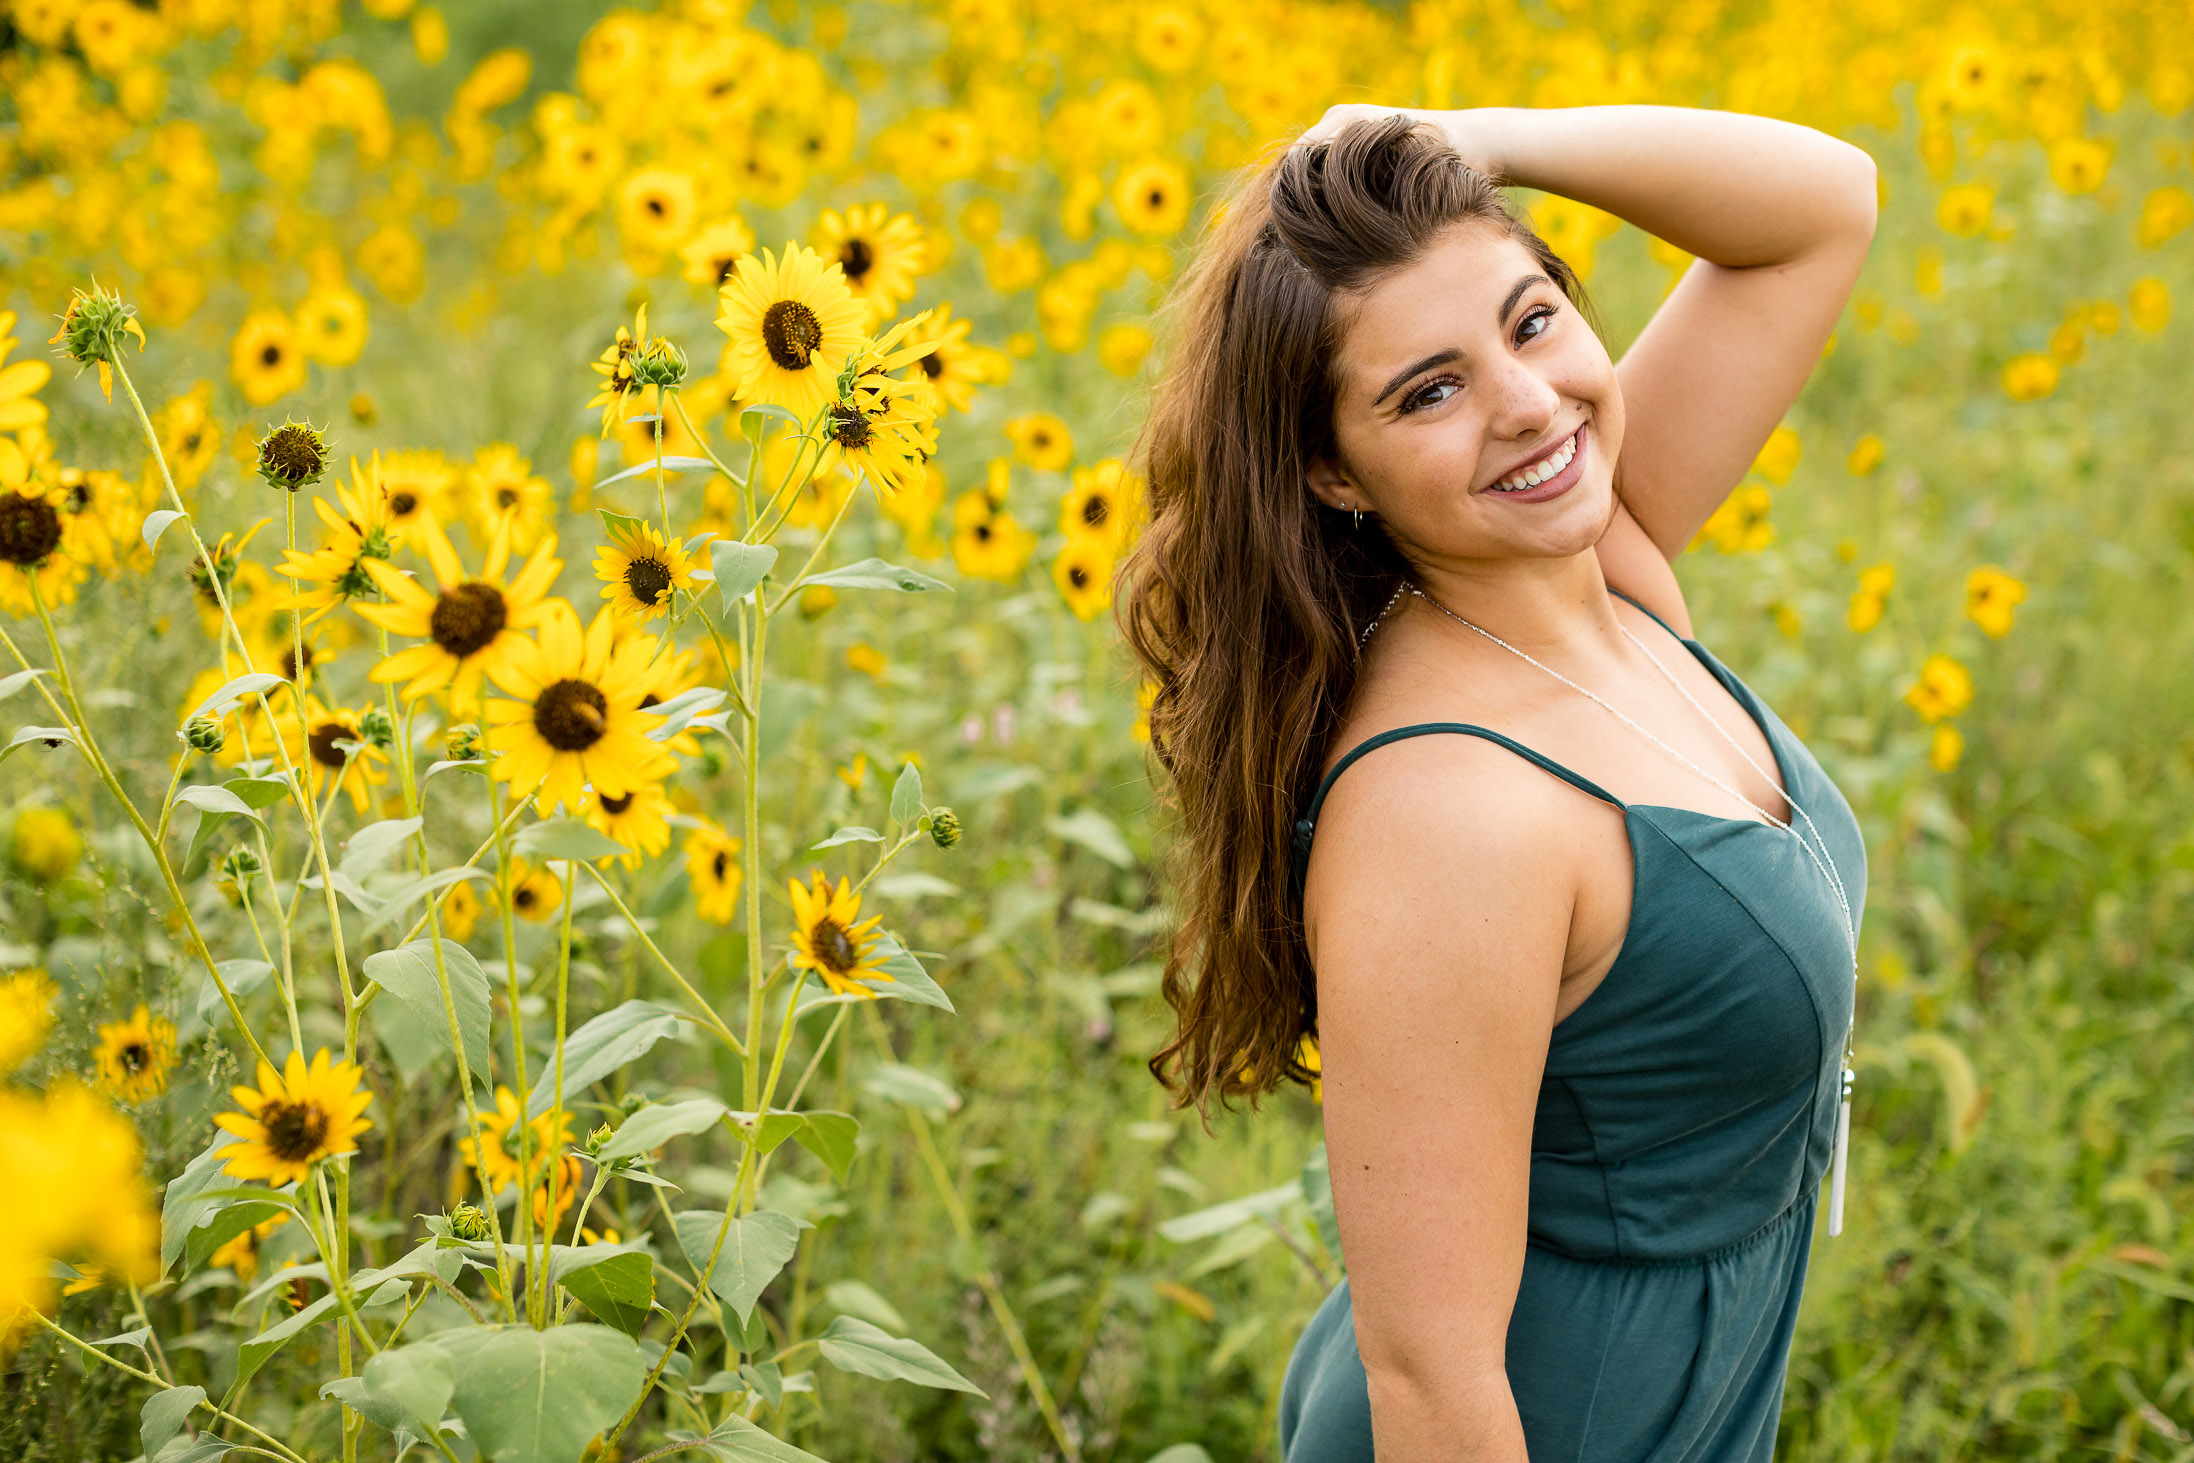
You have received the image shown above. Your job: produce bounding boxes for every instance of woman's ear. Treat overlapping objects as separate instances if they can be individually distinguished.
[1304,456,1360,514]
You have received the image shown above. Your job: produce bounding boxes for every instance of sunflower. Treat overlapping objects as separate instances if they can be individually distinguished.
[208,1210,289,1283]
[616,166,700,259]
[0,969,55,1078]
[462,443,556,553]
[593,517,694,622]
[1113,156,1193,237]
[483,599,676,815]
[0,310,53,433]
[1058,458,1145,555]
[684,821,744,924]
[296,287,369,367]
[277,461,395,624]
[153,381,219,491]
[374,449,458,539]
[355,515,563,709]
[1051,537,1116,622]
[189,532,277,640]
[880,459,949,558]
[811,203,929,327]
[950,490,1036,583]
[530,1153,586,1235]
[0,441,88,618]
[500,859,564,923]
[634,637,715,758]
[716,243,867,419]
[230,309,309,407]
[588,304,652,439]
[813,374,938,499]
[214,1048,374,1188]
[280,696,389,814]
[786,869,893,999]
[1005,412,1073,472]
[899,302,996,416]
[462,1084,574,1192]
[93,1003,176,1104]
[584,779,674,867]
[441,878,482,941]
[680,217,758,288]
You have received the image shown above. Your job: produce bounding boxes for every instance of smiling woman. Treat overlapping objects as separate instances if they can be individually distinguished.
[1117,106,1878,1463]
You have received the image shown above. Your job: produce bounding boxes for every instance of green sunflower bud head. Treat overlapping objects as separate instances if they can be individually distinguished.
[927,806,961,849]
[182,715,226,755]
[50,283,141,368]
[447,1201,493,1242]
[631,337,688,388]
[585,1122,615,1155]
[255,419,331,492]
[360,705,395,750]
[445,723,484,763]
[617,1091,649,1116]
[220,847,263,882]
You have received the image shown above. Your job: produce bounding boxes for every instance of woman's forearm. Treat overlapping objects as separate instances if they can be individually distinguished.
[1365,1365,1531,1463]
[1458,105,1877,268]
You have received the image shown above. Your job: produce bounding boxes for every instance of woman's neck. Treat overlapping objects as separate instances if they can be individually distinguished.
[1400,549,1619,658]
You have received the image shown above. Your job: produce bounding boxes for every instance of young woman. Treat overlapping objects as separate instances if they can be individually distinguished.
[1116,107,1879,1462]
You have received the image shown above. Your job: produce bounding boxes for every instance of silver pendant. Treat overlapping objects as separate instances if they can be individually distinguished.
[1826,1067,1854,1237]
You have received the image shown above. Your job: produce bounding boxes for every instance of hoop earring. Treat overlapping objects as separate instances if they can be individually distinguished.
[1352,505,1362,530]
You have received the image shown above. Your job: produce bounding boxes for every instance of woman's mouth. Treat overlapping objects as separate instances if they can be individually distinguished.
[1483,423,1586,503]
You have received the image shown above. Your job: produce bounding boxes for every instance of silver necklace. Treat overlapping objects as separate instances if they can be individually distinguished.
[1377,579,1862,1237]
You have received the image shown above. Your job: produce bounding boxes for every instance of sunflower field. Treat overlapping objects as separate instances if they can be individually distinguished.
[2,1,2193,1460]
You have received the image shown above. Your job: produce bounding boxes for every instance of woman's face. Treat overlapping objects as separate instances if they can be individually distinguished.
[1309,222,1624,566]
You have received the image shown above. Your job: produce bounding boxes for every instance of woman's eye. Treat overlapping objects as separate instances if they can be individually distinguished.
[1400,378,1459,415]
[1518,305,1557,344]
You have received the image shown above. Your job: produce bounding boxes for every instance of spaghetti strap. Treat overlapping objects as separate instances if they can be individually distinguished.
[1290,723,1623,896]
[1606,583,1687,642]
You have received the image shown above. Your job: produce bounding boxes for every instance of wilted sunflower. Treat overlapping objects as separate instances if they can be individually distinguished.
[683,821,744,924]
[279,696,389,814]
[462,1084,574,1192]
[94,1003,175,1104]
[593,517,694,622]
[356,516,563,709]
[716,243,866,418]
[214,1048,374,1188]
[484,599,676,815]
[584,779,674,867]
[787,869,893,999]
[811,203,929,327]
[277,461,395,624]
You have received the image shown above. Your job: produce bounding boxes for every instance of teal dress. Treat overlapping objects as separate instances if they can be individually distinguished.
[1277,589,1862,1463]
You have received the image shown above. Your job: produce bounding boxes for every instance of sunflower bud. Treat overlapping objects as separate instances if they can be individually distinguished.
[49,283,144,369]
[255,419,331,492]
[183,715,226,755]
[446,1201,493,1242]
[617,1090,649,1116]
[586,1122,615,1155]
[445,723,484,763]
[220,847,263,882]
[631,337,688,388]
[927,806,961,849]
[360,705,395,750]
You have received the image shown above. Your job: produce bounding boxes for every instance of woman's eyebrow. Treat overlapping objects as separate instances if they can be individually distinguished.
[1366,275,1555,408]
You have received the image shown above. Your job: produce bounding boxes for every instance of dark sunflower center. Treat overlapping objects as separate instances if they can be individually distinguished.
[711,850,729,880]
[814,917,859,973]
[259,425,326,484]
[714,256,739,285]
[514,886,536,910]
[496,487,519,509]
[761,300,823,370]
[282,643,313,682]
[1080,495,1110,528]
[121,1042,148,1073]
[919,352,944,380]
[645,195,667,218]
[63,479,90,513]
[973,521,993,543]
[261,1098,331,1162]
[624,556,672,606]
[390,491,418,517]
[429,582,508,658]
[534,679,608,752]
[827,404,872,452]
[599,791,634,815]
[261,344,283,367]
[0,494,62,566]
[837,239,874,281]
[308,720,350,768]
[1147,187,1166,207]
[1067,564,1089,589]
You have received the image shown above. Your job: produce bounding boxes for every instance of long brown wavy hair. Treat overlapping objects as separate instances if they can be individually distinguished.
[1115,114,1602,1121]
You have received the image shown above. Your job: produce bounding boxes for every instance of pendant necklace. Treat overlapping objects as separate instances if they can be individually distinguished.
[1369,579,1862,1237]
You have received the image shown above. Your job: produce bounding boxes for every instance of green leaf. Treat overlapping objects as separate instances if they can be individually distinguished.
[556,1250,656,1336]
[725,1109,806,1156]
[152,1441,232,1463]
[796,556,951,593]
[861,1062,960,1119]
[362,1340,455,1436]
[738,403,806,435]
[161,1134,247,1275]
[815,1315,986,1396]
[1147,1447,1217,1463]
[0,725,74,765]
[525,1000,690,1115]
[792,1112,859,1185]
[710,539,779,602]
[361,938,494,1088]
[185,1198,288,1275]
[0,668,48,701]
[185,672,284,723]
[430,1324,646,1463]
[141,1385,204,1460]
[236,1291,339,1392]
[697,1413,833,1462]
[513,816,628,863]
[596,1098,728,1162]
[594,455,717,488]
[1157,1182,1299,1244]
[355,866,492,939]
[809,825,882,850]
[173,781,268,825]
[195,958,273,1030]
[865,935,954,1013]
[674,1209,808,1325]
[597,508,650,541]
[890,762,924,827]
[319,1376,416,1437]
[822,1279,906,1334]
[142,508,185,553]
[1046,807,1136,868]
[222,775,294,811]
[338,816,422,877]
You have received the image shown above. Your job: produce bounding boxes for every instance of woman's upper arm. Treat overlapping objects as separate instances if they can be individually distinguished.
[1305,742,1571,1396]
[1609,193,1877,561]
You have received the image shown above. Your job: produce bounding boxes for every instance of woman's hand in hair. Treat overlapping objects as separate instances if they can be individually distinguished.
[1291,104,1509,182]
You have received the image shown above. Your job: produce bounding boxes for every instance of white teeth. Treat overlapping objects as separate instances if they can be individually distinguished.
[1492,429,1578,492]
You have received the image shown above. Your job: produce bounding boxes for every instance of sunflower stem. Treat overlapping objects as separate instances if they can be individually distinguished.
[577,865,744,1055]
[539,856,577,1325]
[668,390,739,483]
[30,1312,314,1463]
[761,476,861,620]
[486,773,538,1277]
